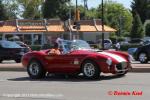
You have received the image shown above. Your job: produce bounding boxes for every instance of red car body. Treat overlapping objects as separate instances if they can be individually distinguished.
[22,40,132,79]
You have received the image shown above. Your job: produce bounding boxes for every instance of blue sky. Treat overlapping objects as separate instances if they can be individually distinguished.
[72,0,132,9]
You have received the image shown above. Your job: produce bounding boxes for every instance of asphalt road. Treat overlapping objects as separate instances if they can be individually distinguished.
[0,60,150,100]
[0,72,150,100]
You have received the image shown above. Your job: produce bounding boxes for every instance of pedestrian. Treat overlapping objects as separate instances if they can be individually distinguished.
[115,42,120,51]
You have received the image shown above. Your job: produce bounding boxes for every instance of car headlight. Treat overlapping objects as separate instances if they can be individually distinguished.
[106,58,112,66]
[128,55,134,62]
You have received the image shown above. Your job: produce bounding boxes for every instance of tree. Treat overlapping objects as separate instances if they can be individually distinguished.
[42,0,70,20]
[17,0,43,19]
[131,0,150,23]
[2,0,19,19]
[145,22,150,36]
[0,0,8,20]
[97,1,133,37]
[130,12,145,39]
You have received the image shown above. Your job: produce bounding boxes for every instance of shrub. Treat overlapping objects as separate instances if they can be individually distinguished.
[30,45,42,51]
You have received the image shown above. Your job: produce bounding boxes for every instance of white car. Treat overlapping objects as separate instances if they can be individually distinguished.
[104,39,112,49]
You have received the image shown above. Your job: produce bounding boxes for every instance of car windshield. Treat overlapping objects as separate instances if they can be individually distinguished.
[0,40,22,48]
[71,40,91,50]
[60,40,91,53]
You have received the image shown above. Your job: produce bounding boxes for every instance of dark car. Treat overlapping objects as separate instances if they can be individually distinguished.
[15,41,31,51]
[0,40,30,63]
[134,44,150,63]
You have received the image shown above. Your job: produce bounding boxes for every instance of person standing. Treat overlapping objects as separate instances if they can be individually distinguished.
[115,42,120,51]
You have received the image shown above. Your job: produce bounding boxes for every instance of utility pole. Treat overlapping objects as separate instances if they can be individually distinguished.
[69,0,72,40]
[101,0,104,50]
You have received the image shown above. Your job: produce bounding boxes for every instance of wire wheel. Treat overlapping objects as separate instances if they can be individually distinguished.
[27,60,46,79]
[82,60,100,79]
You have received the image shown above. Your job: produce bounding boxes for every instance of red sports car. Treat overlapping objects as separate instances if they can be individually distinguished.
[22,40,132,79]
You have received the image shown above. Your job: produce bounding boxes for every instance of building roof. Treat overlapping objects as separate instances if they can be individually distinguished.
[70,20,97,32]
[69,19,117,32]
[0,19,116,33]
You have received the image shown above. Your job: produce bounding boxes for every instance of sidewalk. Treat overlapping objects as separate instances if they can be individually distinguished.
[130,63,150,73]
[0,62,25,71]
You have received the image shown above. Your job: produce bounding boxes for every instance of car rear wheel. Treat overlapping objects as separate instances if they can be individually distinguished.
[82,60,100,79]
[27,60,46,79]
[138,52,148,63]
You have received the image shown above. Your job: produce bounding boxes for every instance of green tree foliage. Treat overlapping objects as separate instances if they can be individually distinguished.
[17,0,43,19]
[42,0,70,20]
[76,5,98,20]
[2,0,18,19]
[130,13,145,39]
[98,1,132,37]
[131,0,150,23]
[0,0,8,20]
[145,22,150,36]
[85,8,98,19]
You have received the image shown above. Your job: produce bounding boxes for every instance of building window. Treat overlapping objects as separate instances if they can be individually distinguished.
[24,34,32,45]
[33,34,42,45]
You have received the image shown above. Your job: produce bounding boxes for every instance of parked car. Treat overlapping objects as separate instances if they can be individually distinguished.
[128,48,137,56]
[22,40,132,79]
[133,44,150,63]
[15,41,31,51]
[0,40,30,63]
[143,39,150,45]
[86,41,98,49]
[129,38,143,44]
[104,39,112,49]
[96,39,112,49]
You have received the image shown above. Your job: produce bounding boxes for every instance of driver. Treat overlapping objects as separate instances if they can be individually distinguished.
[48,42,61,55]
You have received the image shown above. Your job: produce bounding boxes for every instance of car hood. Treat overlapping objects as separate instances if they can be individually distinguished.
[70,50,127,63]
[97,51,127,62]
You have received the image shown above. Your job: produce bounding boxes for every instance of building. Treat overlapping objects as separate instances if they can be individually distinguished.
[0,19,116,47]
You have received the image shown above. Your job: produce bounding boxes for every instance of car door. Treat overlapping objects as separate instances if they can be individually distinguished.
[0,44,8,59]
[45,53,85,73]
[147,44,150,56]
[0,44,3,59]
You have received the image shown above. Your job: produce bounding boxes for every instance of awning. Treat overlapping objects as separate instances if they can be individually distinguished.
[0,19,117,33]
[95,25,117,32]
[69,19,117,32]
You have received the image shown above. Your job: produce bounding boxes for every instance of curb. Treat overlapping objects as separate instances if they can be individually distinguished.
[129,67,150,73]
[0,68,26,71]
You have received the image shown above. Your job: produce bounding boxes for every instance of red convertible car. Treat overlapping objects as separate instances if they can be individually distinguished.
[22,40,132,79]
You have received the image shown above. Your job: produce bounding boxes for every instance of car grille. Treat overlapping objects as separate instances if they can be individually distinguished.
[116,62,127,70]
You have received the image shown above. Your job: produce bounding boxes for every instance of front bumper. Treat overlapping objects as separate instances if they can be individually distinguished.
[114,62,132,74]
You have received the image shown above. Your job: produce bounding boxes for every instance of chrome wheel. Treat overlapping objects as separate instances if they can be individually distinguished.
[139,53,148,63]
[29,62,40,76]
[82,60,100,79]
[83,63,95,77]
[27,60,46,79]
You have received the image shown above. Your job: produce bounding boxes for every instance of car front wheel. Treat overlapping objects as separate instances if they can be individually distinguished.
[27,60,46,79]
[82,60,100,79]
[138,52,148,63]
